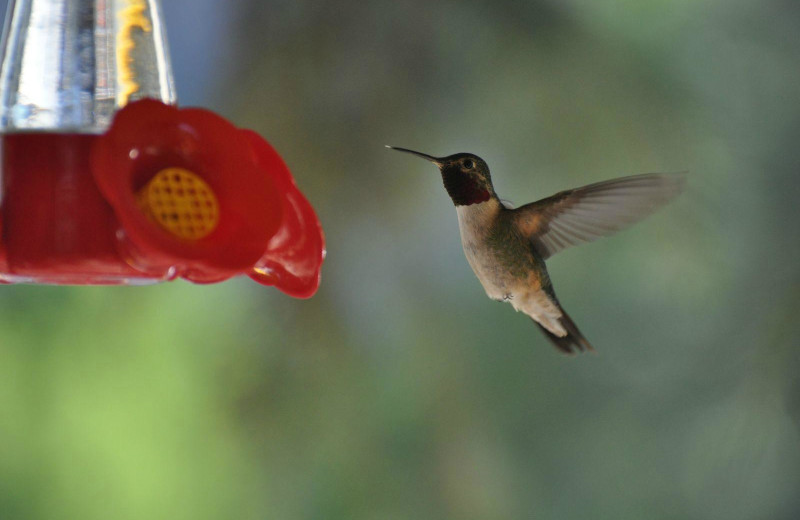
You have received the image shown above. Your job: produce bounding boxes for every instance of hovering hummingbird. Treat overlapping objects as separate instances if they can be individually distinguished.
[387,146,685,354]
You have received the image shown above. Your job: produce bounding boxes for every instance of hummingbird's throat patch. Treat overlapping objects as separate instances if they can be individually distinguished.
[442,170,491,206]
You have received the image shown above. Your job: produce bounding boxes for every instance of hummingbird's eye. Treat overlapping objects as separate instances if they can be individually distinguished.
[463,159,474,170]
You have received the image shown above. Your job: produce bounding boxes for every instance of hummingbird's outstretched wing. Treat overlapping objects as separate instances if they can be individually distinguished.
[512,173,685,259]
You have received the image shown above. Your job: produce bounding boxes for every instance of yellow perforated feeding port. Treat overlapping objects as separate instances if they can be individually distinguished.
[136,167,220,240]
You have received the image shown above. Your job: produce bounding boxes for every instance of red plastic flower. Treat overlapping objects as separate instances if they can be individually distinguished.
[91,99,324,296]
[244,131,326,298]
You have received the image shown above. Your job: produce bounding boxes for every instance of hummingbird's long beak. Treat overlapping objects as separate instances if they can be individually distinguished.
[385,145,442,166]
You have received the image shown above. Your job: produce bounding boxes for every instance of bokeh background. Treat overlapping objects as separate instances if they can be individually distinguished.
[1,0,799,519]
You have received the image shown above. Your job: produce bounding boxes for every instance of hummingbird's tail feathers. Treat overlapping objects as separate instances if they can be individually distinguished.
[533,310,594,355]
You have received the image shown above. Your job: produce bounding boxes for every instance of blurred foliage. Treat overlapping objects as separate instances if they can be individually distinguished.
[1,0,799,519]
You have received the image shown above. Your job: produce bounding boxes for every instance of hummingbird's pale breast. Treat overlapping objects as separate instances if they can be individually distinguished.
[456,199,567,336]
[455,199,506,301]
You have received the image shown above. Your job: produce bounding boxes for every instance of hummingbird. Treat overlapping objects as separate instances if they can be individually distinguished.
[387,146,685,354]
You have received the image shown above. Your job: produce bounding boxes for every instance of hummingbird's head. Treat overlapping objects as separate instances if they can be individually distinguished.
[387,147,495,206]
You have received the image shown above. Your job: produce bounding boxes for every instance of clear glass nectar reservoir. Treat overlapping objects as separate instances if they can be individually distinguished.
[0,0,175,133]
[0,0,176,284]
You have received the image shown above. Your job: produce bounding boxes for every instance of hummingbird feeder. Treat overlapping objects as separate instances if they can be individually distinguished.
[0,0,324,297]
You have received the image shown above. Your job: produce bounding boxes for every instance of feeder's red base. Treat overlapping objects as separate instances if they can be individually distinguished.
[0,134,165,285]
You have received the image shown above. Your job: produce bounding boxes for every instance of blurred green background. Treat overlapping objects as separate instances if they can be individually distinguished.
[1,0,799,519]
